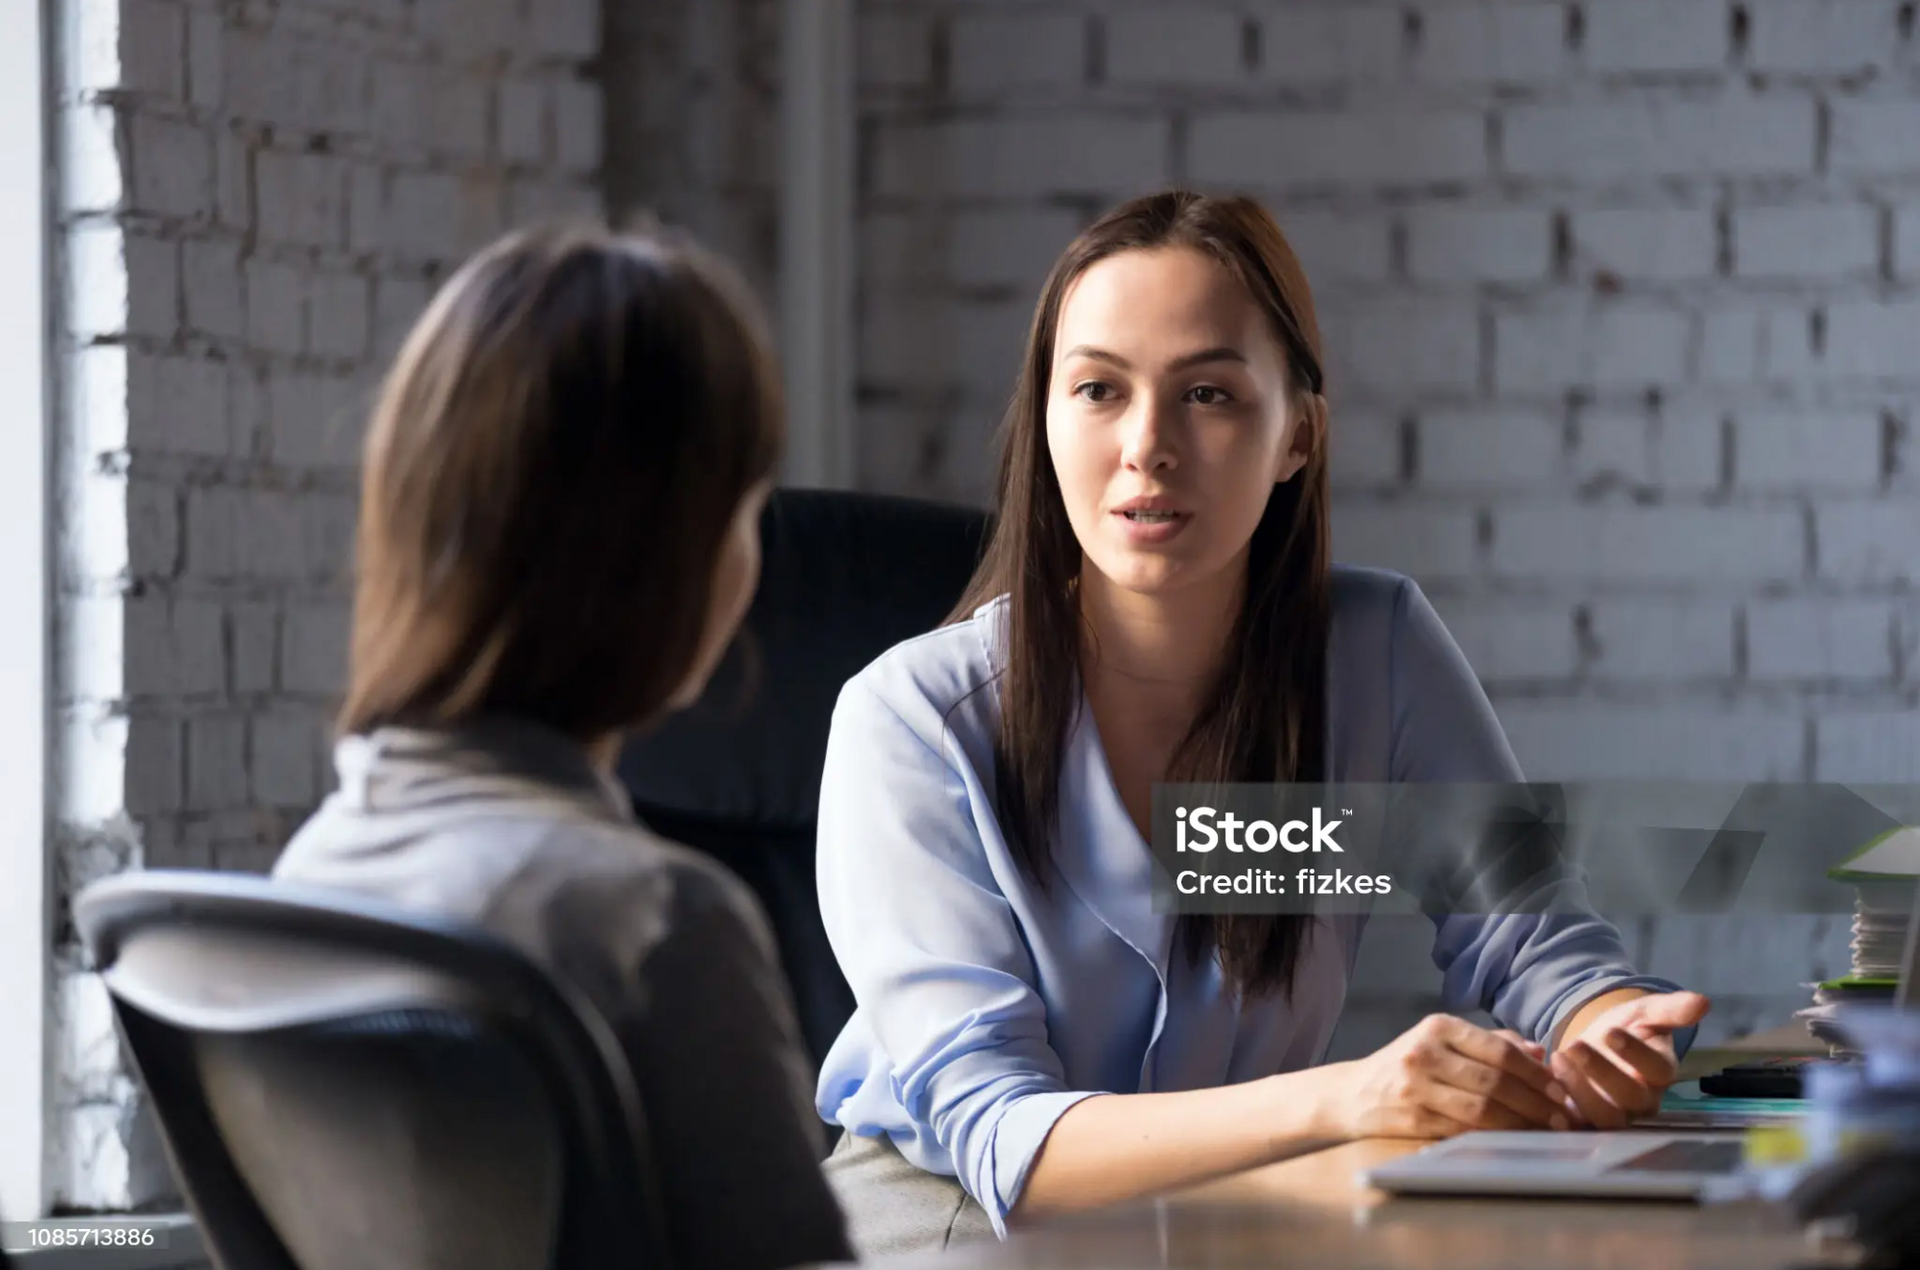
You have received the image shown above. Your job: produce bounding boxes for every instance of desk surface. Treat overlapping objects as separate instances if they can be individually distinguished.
[884,1138,1854,1269]
[870,1023,1856,1268]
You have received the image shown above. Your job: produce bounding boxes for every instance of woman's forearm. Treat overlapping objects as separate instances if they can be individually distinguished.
[1551,987,1651,1051]
[1010,1063,1349,1222]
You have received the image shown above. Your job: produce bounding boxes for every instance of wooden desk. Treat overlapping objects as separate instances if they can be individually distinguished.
[866,1024,1856,1267]
[880,1138,1857,1269]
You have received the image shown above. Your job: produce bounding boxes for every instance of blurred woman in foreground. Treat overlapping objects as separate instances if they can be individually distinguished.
[274,223,850,1270]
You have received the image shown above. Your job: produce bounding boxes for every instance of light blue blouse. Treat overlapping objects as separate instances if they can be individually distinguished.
[813,565,1684,1235]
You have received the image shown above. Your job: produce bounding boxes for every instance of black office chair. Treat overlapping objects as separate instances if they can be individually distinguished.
[618,487,992,1072]
[73,870,671,1270]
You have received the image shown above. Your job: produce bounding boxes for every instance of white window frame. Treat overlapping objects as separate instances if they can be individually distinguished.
[0,0,50,1225]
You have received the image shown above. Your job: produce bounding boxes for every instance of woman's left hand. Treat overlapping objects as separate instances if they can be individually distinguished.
[1550,991,1711,1129]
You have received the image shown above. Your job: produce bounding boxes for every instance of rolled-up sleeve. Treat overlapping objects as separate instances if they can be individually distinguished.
[815,675,1100,1235]
[1386,579,1694,1054]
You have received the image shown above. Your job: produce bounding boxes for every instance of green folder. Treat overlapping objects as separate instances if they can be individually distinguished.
[1817,975,1899,992]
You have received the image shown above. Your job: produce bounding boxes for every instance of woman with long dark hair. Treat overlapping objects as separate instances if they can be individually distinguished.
[812,191,1707,1257]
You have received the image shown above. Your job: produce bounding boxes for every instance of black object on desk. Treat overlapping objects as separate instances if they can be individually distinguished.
[1699,1057,1810,1099]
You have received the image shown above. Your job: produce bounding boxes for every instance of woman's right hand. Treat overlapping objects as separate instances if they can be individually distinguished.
[1312,1014,1572,1140]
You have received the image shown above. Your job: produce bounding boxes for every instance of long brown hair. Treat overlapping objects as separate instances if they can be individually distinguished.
[950,190,1332,1001]
[340,221,783,741]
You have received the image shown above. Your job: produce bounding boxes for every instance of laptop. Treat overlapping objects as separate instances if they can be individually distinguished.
[1361,871,1920,1201]
[1357,1131,1750,1200]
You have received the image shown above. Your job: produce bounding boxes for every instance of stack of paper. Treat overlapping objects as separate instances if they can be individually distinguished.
[1796,826,1920,1053]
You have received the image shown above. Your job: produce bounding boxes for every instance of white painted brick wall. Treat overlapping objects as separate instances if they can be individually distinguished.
[1816,503,1920,584]
[1897,205,1920,278]
[1587,599,1738,679]
[876,115,1168,200]
[1499,707,1805,781]
[949,208,1082,289]
[228,602,277,695]
[1427,599,1578,680]
[1737,409,1883,490]
[552,78,604,175]
[1262,7,1401,83]
[1572,407,1652,487]
[1275,210,1393,284]
[1106,10,1242,87]
[1491,507,1805,581]
[1330,408,1403,489]
[948,13,1085,93]
[1326,505,1479,579]
[186,715,249,811]
[1733,205,1881,279]
[1823,299,1920,380]
[1418,407,1561,489]
[245,258,306,355]
[1657,409,1728,491]
[51,0,604,1212]
[269,372,365,468]
[1493,303,1689,394]
[1704,305,1820,384]
[1748,598,1897,681]
[251,713,318,808]
[1819,714,1920,781]
[498,79,548,166]
[181,238,243,341]
[127,113,213,219]
[1502,97,1817,179]
[128,354,232,458]
[1831,100,1920,173]
[307,273,370,362]
[1331,296,1481,393]
[1191,109,1487,189]
[1414,4,1568,86]
[1405,206,1554,283]
[1746,0,1904,74]
[1582,0,1729,74]
[1573,207,1717,281]
[254,150,344,249]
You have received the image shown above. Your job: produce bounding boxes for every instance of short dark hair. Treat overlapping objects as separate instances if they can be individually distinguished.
[339,221,783,740]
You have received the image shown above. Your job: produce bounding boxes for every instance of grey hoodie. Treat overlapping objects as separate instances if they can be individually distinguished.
[273,719,852,1270]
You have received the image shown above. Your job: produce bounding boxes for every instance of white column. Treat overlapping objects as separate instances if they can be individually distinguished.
[0,0,50,1225]
[778,0,855,489]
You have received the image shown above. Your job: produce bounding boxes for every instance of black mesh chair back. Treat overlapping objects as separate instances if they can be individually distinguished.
[74,870,670,1270]
[619,488,992,1072]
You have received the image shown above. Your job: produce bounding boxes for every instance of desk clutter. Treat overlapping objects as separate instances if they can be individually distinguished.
[1761,1009,1920,1268]
[1362,1013,1920,1267]
[1795,826,1920,1054]
[1636,1009,1920,1267]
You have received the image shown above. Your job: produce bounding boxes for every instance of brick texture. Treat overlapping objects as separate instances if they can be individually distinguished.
[51,0,603,1211]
